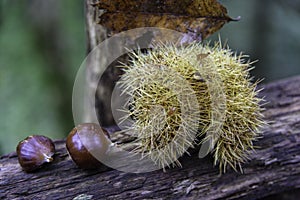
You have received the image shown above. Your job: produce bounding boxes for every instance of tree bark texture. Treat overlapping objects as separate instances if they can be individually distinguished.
[1,75,300,200]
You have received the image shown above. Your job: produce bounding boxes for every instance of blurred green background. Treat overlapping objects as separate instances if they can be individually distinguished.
[0,0,299,155]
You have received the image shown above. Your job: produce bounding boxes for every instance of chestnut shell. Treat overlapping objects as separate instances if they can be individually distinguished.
[66,123,110,169]
[16,135,55,172]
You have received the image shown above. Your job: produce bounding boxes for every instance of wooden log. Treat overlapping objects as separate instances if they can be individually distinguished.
[1,75,300,200]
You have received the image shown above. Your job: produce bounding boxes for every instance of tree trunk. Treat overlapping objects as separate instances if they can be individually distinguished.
[1,75,300,200]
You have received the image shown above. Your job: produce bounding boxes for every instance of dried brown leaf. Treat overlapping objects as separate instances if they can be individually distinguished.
[94,0,236,40]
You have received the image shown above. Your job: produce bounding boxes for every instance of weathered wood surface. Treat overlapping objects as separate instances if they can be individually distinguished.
[1,75,300,200]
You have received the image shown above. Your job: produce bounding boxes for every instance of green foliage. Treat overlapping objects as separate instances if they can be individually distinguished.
[218,0,300,81]
[0,0,85,154]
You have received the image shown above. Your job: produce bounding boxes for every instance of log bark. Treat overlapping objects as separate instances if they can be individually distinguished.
[1,75,300,200]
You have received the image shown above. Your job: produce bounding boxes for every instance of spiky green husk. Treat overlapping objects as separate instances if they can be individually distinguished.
[119,42,265,172]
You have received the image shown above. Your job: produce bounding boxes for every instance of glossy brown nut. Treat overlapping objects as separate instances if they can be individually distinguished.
[66,123,111,169]
[16,135,55,172]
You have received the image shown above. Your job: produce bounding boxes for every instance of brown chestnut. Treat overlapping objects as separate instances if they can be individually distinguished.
[16,135,55,172]
[66,123,111,169]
